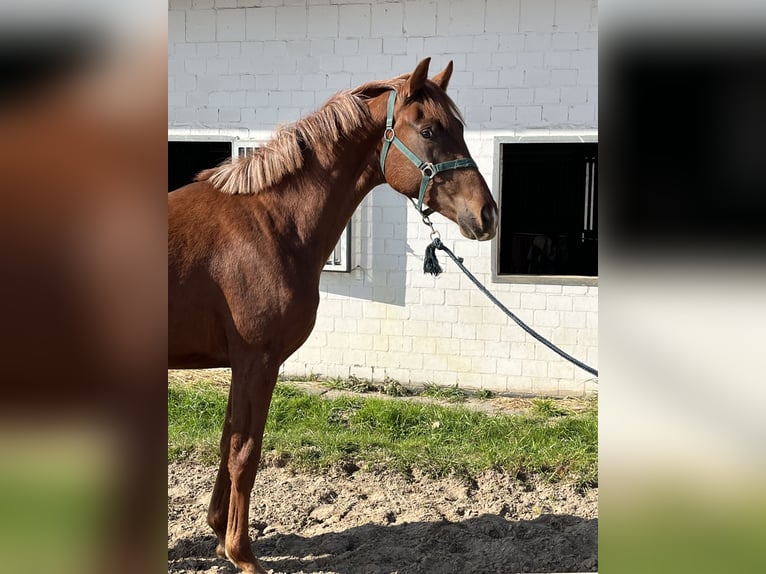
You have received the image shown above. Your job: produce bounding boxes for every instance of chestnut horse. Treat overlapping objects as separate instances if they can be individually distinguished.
[168,58,498,574]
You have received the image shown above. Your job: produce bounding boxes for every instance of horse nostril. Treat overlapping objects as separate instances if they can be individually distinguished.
[481,203,497,230]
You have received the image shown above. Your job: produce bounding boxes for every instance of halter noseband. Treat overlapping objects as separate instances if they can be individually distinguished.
[379,90,478,216]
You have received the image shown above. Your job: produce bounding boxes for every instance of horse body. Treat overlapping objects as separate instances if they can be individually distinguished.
[168,59,498,574]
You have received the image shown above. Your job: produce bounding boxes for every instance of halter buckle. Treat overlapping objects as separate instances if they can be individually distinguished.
[420,162,436,179]
[383,128,395,142]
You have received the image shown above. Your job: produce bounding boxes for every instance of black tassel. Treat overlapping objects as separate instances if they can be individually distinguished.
[423,239,443,276]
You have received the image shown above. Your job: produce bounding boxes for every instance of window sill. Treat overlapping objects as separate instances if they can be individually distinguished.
[492,274,598,286]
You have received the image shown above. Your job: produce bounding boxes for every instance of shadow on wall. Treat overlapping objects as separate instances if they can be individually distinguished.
[168,513,598,573]
[320,185,408,307]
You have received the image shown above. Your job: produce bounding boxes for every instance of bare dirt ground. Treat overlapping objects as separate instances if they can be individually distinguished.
[168,461,598,574]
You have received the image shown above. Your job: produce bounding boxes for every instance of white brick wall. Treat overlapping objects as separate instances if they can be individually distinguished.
[168,0,598,396]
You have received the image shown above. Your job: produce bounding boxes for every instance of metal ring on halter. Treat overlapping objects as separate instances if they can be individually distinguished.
[383,128,395,142]
[421,214,440,240]
[420,162,436,179]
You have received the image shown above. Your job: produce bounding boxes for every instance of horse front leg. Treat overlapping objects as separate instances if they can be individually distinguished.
[223,358,279,574]
[207,392,233,559]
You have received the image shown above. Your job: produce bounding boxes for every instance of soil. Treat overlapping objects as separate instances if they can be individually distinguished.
[168,461,597,574]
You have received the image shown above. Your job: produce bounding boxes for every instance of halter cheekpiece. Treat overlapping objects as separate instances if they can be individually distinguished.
[379,90,478,216]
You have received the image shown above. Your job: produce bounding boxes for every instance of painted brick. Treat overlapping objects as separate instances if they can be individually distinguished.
[246,7,275,40]
[579,31,598,50]
[447,354,472,373]
[486,0,520,34]
[358,38,382,56]
[555,0,593,32]
[496,358,523,377]
[516,106,543,127]
[334,38,358,55]
[373,335,389,351]
[561,86,587,104]
[187,10,216,42]
[587,346,598,366]
[563,311,587,329]
[276,6,307,39]
[174,73,197,92]
[534,87,560,104]
[443,0,485,35]
[371,3,403,36]
[543,105,568,124]
[521,292,546,311]
[471,357,497,375]
[544,51,571,69]
[474,71,499,88]
[476,324,502,342]
[452,322,476,341]
[307,5,338,38]
[217,9,245,41]
[218,107,241,122]
[511,341,535,359]
[525,68,550,86]
[546,295,572,311]
[572,50,597,84]
[551,32,578,51]
[499,33,525,52]
[548,360,574,380]
[339,4,370,38]
[569,104,595,124]
[524,33,551,52]
[404,2,437,36]
[508,88,534,104]
[551,68,578,86]
[403,320,428,337]
[499,68,525,88]
[522,360,548,378]
[533,310,560,327]
[520,0,554,32]
[467,51,491,69]
[456,371,483,388]
[474,35,499,54]
[485,340,510,359]
[169,11,186,44]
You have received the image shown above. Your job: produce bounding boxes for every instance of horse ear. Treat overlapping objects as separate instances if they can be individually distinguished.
[431,61,453,91]
[403,57,431,101]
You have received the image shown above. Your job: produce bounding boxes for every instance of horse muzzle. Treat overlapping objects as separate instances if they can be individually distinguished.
[458,202,497,241]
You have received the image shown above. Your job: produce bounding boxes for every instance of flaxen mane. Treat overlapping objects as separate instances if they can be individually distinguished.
[196,76,463,195]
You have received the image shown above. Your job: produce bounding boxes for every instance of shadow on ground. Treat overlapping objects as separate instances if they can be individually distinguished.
[169,512,597,574]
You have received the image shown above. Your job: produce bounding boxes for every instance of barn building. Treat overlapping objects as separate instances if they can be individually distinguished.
[168,0,598,396]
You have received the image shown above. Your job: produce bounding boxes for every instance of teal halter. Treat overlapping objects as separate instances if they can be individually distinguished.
[379,90,479,215]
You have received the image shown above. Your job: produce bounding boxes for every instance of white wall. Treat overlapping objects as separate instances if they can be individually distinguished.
[168,0,599,396]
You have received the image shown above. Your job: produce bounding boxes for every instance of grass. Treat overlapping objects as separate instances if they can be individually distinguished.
[421,382,468,403]
[530,397,573,417]
[169,377,598,488]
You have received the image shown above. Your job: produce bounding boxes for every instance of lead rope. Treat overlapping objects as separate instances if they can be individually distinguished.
[417,211,598,378]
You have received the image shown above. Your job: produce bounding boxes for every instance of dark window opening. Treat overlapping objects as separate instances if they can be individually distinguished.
[498,142,597,277]
[168,141,231,192]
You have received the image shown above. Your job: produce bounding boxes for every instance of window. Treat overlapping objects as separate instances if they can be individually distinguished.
[168,140,231,192]
[168,138,351,272]
[496,141,597,281]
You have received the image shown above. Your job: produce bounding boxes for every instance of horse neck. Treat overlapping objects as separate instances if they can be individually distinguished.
[284,97,389,272]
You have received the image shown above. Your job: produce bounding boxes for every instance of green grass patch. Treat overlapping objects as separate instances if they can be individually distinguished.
[421,383,469,403]
[531,397,573,417]
[169,381,597,487]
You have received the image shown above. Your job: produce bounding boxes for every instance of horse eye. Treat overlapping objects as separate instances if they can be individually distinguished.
[420,128,433,139]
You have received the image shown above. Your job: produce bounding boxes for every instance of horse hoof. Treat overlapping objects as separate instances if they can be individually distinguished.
[215,543,226,559]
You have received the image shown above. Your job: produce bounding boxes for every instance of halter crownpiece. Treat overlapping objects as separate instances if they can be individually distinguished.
[379,90,478,215]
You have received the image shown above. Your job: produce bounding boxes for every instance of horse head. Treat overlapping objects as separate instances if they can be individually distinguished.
[379,58,498,241]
